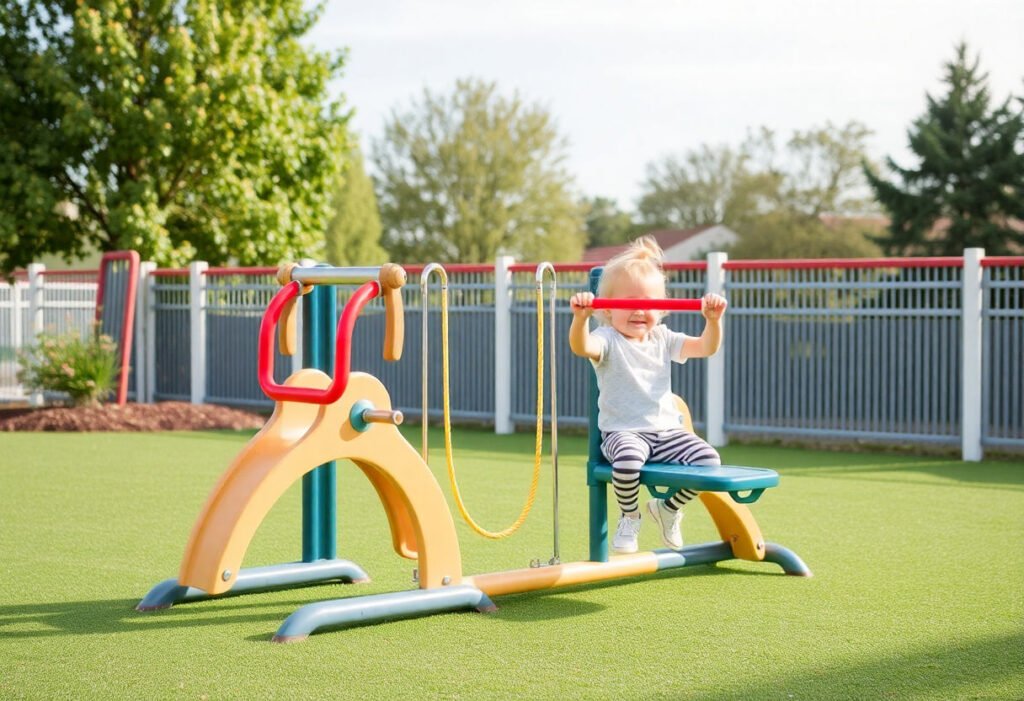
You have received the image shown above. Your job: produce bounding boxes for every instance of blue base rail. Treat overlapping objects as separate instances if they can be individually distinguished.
[273,585,497,643]
[136,559,370,611]
[270,540,811,642]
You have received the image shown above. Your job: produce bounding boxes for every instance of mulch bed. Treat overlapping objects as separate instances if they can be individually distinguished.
[0,401,267,432]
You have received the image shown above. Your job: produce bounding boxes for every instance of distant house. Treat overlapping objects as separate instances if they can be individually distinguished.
[581,225,739,263]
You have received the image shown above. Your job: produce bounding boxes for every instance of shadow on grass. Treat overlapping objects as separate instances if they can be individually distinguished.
[688,630,1024,701]
[237,559,786,640]
[0,582,373,640]
[484,563,782,623]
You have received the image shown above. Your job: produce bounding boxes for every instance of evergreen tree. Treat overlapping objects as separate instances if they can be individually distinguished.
[324,148,385,266]
[0,0,349,273]
[865,43,1024,256]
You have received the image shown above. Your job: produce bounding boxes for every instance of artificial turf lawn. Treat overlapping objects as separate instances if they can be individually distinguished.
[1,427,1022,700]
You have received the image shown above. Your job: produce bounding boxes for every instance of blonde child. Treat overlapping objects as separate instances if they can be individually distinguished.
[569,236,727,553]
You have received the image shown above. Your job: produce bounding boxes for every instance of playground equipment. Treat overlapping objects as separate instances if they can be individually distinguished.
[137,262,810,642]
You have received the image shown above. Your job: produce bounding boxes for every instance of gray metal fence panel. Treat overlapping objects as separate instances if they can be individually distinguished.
[510,268,589,427]
[152,274,191,401]
[348,270,496,422]
[724,263,963,443]
[98,258,138,400]
[983,261,1023,448]
[204,273,291,408]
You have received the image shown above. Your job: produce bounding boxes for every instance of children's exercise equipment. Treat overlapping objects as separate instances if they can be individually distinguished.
[137,262,810,642]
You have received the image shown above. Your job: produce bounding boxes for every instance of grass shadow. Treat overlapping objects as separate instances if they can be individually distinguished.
[0,583,378,640]
[685,630,1024,701]
[482,561,783,624]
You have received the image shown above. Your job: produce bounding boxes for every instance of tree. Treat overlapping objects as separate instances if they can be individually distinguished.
[865,43,1024,256]
[727,212,882,260]
[373,78,585,263]
[582,196,635,248]
[638,122,882,258]
[324,147,385,266]
[0,0,349,274]
[637,144,767,230]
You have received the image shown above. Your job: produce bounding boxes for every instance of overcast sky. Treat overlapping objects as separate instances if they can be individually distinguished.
[307,0,1024,209]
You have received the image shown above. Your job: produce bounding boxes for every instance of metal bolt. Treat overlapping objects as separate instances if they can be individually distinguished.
[412,568,419,582]
[442,576,451,585]
[221,569,232,582]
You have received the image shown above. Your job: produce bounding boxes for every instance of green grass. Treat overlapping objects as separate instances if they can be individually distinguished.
[1,427,1022,700]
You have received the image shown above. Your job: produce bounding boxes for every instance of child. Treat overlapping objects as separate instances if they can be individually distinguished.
[569,236,727,553]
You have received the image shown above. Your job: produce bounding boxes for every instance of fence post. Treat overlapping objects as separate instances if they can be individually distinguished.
[961,248,984,462]
[135,262,156,403]
[189,261,208,405]
[11,274,23,366]
[705,251,727,447]
[26,263,45,407]
[494,255,515,434]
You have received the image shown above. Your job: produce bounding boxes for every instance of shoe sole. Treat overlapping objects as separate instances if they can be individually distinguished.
[646,500,682,550]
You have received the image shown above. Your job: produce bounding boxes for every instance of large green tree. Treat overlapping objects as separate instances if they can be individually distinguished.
[0,0,349,273]
[324,147,385,265]
[638,122,882,258]
[373,78,585,263]
[582,196,635,248]
[865,44,1024,256]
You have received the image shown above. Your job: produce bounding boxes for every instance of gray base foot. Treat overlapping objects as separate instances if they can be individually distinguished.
[136,559,370,611]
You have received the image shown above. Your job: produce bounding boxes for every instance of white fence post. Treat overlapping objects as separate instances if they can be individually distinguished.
[494,255,515,434]
[135,262,156,403]
[961,248,984,462]
[11,276,23,362]
[705,251,727,447]
[189,261,208,405]
[26,263,45,407]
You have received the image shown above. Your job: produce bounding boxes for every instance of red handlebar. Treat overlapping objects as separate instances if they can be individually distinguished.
[258,280,381,404]
[591,298,703,311]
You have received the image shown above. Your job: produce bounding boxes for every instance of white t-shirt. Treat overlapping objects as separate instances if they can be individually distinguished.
[589,324,694,432]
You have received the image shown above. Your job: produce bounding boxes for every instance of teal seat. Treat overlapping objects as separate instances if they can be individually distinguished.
[589,463,779,504]
[585,267,780,562]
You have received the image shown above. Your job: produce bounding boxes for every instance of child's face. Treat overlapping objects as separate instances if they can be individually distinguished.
[605,271,665,341]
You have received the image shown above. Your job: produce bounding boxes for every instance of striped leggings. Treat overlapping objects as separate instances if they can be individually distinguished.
[600,429,721,514]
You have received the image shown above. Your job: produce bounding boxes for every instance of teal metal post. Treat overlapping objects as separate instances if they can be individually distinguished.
[587,267,609,562]
[301,279,338,562]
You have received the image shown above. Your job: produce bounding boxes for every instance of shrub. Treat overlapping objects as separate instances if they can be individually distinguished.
[17,325,120,407]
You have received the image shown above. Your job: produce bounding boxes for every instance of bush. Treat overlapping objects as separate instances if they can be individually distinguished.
[17,326,120,407]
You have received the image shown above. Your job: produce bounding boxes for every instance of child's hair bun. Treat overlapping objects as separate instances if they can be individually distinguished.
[630,235,664,265]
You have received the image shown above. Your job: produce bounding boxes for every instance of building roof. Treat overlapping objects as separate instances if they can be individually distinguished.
[581,226,716,262]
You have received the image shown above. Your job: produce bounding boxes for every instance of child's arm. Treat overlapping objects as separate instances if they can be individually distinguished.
[680,293,727,359]
[569,292,602,361]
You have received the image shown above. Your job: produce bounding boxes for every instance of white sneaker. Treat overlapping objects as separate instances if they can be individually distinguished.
[612,513,642,554]
[647,499,683,550]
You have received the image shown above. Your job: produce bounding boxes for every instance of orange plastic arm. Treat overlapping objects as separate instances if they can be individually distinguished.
[379,263,406,361]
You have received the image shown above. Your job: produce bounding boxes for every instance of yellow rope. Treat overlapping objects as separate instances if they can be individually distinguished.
[439,279,545,539]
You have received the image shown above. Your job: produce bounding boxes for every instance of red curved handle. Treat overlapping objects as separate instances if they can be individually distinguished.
[258,280,381,404]
[591,298,703,311]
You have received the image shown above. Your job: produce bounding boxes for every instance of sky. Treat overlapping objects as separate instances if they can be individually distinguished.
[307,0,1024,209]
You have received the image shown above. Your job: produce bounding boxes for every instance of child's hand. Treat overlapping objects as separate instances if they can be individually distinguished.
[701,293,728,320]
[570,292,595,319]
